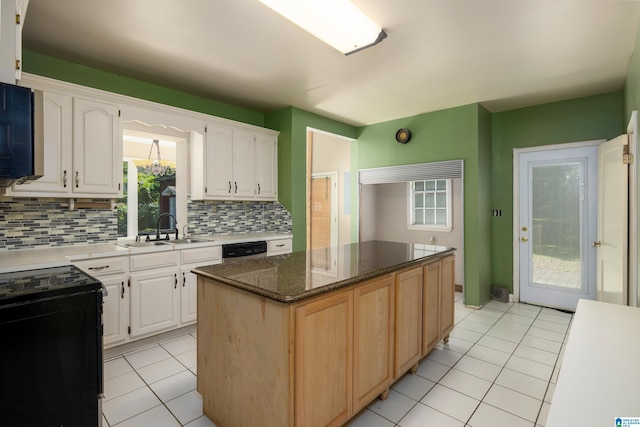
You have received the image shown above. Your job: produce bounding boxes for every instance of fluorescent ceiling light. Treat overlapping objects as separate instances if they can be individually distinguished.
[260,0,387,55]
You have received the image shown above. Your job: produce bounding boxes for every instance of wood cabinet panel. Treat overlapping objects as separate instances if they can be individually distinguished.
[440,255,455,340]
[353,275,394,412]
[295,291,353,427]
[197,279,292,427]
[423,260,441,355]
[394,267,423,379]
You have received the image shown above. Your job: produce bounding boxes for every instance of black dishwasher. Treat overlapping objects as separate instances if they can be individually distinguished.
[0,265,103,427]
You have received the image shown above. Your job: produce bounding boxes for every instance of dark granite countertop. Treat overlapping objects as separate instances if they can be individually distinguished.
[0,265,102,307]
[194,240,455,303]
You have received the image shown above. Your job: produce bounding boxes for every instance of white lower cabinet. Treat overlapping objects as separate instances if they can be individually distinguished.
[180,267,198,325]
[73,256,130,348]
[129,266,180,338]
[179,246,222,325]
[101,274,130,347]
[267,238,293,256]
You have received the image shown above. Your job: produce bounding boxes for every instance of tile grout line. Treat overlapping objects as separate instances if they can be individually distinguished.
[106,339,200,427]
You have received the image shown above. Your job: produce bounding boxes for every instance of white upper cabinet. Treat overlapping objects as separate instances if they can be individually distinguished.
[0,0,27,84]
[11,91,72,194]
[232,130,256,198]
[191,123,278,201]
[255,133,277,200]
[73,97,122,195]
[205,124,233,197]
[10,91,123,198]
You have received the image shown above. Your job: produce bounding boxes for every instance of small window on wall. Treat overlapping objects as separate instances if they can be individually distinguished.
[408,179,452,232]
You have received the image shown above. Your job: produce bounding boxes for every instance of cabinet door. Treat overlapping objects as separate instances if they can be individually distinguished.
[353,276,393,413]
[295,291,353,427]
[232,130,256,198]
[205,124,234,197]
[180,268,198,325]
[72,97,122,195]
[11,91,72,195]
[255,133,277,200]
[440,255,455,339]
[101,275,129,348]
[423,260,441,356]
[394,267,423,379]
[129,267,180,338]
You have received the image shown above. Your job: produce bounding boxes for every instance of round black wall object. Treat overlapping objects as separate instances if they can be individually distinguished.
[395,128,411,144]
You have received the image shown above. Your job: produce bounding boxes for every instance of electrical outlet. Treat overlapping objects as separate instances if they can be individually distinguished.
[492,209,502,217]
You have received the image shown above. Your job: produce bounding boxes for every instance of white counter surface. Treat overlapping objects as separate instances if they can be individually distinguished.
[0,232,292,273]
[547,299,640,426]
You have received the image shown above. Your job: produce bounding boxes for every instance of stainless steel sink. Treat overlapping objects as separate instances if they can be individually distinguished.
[117,241,169,248]
[171,238,211,244]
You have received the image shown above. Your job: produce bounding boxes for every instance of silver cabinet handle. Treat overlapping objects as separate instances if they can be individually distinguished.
[228,181,231,194]
[276,244,285,248]
[258,183,261,195]
[75,171,79,188]
[63,170,67,188]
[234,182,238,193]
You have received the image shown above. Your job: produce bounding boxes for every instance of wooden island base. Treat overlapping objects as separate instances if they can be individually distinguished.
[196,247,455,427]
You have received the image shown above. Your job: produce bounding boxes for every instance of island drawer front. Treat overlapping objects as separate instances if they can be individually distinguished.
[181,246,222,265]
[268,238,292,254]
[74,257,128,277]
[130,251,178,271]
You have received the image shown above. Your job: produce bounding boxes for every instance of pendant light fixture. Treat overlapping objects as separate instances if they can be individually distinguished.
[144,139,168,176]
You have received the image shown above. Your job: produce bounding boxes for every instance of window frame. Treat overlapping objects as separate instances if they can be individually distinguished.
[407,179,453,232]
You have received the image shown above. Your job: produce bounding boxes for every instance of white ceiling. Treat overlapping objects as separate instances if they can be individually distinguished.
[22,0,640,126]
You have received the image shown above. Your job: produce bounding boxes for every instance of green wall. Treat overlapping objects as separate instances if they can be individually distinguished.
[265,107,358,252]
[491,92,624,291]
[354,103,492,306]
[23,51,264,126]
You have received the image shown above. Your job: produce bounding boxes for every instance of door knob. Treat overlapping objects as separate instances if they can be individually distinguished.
[521,236,528,243]
[592,241,602,247]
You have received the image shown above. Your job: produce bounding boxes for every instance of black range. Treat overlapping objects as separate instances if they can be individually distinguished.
[0,265,104,427]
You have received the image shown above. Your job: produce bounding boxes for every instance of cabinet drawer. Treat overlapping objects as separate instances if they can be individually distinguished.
[181,246,222,265]
[268,238,292,254]
[130,251,178,271]
[74,257,128,277]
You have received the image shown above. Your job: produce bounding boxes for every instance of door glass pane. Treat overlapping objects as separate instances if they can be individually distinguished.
[531,163,581,289]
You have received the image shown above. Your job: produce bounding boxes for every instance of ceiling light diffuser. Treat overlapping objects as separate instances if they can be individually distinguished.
[260,0,387,55]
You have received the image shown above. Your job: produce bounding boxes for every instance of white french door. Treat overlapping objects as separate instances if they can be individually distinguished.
[517,145,598,311]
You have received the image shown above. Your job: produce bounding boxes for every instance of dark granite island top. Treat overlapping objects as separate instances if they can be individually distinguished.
[193,240,455,303]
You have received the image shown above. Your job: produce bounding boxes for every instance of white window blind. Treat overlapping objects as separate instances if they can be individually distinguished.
[358,160,463,185]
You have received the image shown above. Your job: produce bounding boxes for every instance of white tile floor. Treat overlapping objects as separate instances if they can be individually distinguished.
[101,292,572,427]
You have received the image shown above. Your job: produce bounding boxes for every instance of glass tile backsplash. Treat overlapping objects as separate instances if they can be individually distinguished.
[0,198,292,250]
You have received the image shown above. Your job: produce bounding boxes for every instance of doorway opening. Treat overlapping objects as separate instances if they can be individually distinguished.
[306,129,354,251]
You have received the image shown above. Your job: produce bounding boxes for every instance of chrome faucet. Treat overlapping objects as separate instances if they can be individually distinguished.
[155,213,179,240]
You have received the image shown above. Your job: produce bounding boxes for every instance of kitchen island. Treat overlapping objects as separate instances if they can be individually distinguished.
[194,240,456,427]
